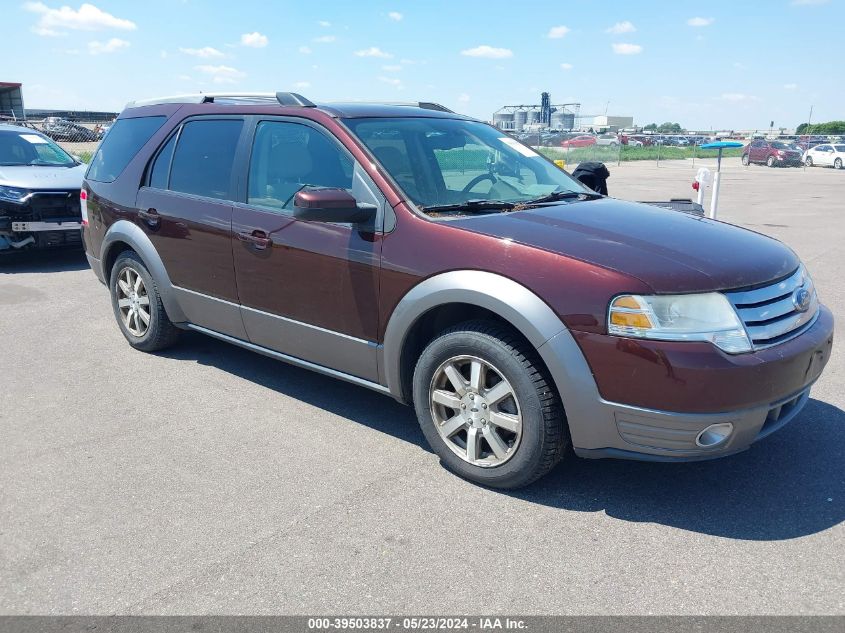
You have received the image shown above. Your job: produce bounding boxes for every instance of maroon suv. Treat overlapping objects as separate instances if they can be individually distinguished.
[81,92,834,488]
[742,139,803,167]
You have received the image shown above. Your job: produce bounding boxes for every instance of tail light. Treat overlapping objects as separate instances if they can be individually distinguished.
[80,188,88,226]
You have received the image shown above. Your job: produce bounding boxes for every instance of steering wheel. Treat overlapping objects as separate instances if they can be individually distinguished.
[461,173,497,193]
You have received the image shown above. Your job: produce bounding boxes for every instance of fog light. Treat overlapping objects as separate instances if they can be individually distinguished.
[695,423,734,448]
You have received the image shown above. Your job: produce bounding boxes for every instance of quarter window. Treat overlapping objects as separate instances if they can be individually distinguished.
[169,119,243,199]
[247,121,354,213]
[87,116,166,183]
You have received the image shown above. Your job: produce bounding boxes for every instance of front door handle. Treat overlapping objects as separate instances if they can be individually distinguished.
[238,229,272,250]
[138,208,160,227]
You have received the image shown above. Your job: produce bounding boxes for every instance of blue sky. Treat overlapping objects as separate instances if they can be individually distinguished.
[2,0,841,129]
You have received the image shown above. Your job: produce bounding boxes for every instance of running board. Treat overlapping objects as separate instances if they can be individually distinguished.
[185,324,393,397]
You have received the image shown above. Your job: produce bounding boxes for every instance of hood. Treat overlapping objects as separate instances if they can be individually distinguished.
[0,163,87,191]
[448,197,799,293]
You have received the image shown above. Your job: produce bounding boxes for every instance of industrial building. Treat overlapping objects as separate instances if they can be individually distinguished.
[493,92,580,132]
[0,82,25,120]
[591,115,634,132]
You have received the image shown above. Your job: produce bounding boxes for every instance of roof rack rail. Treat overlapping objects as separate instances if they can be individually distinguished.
[125,91,317,109]
[353,101,454,113]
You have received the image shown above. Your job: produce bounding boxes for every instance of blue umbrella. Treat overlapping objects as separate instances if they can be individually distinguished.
[699,141,744,219]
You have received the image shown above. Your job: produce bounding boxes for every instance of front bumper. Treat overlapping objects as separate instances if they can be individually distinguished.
[538,305,833,461]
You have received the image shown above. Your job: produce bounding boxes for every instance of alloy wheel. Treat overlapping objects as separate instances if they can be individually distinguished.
[116,266,151,337]
[429,355,522,467]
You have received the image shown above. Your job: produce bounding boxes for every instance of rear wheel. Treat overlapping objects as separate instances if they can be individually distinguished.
[109,251,180,352]
[766,155,776,167]
[741,153,750,166]
[413,320,569,489]
[835,158,842,170]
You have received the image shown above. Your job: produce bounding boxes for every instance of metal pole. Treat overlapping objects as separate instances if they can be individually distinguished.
[709,149,723,219]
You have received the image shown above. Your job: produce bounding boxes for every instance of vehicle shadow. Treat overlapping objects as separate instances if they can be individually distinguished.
[0,249,89,273]
[514,397,845,541]
[163,331,427,448]
[164,332,843,541]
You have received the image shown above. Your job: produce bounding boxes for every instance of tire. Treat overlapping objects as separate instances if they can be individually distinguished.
[766,156,776,167]
[741,153,750,166]
[835,158,842,170]
[412,320,569,489]
[805,156,813,167]
[109,250,180,352]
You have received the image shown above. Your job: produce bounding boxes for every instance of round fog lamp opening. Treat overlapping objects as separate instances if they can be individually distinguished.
[695,423,734,448]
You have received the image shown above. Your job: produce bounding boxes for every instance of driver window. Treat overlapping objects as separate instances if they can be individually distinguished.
[247,121,354,214]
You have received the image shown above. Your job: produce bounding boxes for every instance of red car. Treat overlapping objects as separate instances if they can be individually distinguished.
[742,140,803,167]
[560,134,596,149]
[80,92,833,489]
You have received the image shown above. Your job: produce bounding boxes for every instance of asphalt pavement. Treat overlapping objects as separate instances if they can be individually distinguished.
[0,158,842,614]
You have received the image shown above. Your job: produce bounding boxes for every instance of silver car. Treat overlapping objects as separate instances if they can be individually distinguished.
[0,123,86,253]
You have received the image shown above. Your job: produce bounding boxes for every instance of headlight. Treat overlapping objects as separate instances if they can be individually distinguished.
[0,185,30,204]
[608,292,752,353]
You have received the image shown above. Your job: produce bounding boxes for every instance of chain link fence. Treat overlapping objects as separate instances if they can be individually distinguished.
[1,116,109,163]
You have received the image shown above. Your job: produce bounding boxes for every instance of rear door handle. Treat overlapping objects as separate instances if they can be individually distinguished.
[138,208,160,227]
[238,229,272,250]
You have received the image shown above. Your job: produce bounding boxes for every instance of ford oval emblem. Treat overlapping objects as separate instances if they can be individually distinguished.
[792,287,812,313]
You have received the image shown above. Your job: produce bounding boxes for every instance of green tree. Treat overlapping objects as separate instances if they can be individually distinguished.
[796,121,845,135]
[644,123,657,131]
[656,122,683,133]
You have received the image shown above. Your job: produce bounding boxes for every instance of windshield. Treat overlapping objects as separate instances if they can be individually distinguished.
[0,130,77,167]
[770,141,790,150]
[343,117,589,211]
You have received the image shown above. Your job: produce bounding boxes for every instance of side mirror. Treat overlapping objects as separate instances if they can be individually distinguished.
[293,188,376,224]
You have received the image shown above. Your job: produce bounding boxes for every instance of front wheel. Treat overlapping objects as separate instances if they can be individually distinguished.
[413,321,569,489]
[835,158,842,170]
[766,156,776,167]
[109,251,180,352]
[805,156,813,167]
[741,153,750,166]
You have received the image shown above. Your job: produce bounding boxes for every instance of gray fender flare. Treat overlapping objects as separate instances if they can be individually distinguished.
[379,271,603,440]
[100,220,186,323]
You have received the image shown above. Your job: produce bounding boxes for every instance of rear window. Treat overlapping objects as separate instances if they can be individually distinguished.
[168,119,243,199]
[86,116,166,183]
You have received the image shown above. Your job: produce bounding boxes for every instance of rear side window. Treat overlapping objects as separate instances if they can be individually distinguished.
[87,116,166,183]
[169,119,243,199]
[149,133,177,190]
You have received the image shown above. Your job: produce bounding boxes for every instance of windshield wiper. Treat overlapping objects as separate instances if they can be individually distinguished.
[421,199,517,214]
[521,189,603,205]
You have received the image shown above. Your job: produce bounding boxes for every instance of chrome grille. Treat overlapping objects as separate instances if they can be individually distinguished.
[725,266,819,349]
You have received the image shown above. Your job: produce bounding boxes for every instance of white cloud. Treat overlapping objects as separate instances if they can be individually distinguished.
[378,76,403,88]
[298,46,312,54]
[461,45,513,59]
[733,61,746,69]
[25,1,136,36]
[318,20,331,27]
[293,81,311,89]
[240,32,268,48]
[560,62,573,70]
[791,0,829,5]
[382,64,402,71]
[606,21,635,34]
[87,37,129,55]
[458,93,470,103]
[179,46,224,59]
[547,25,570,39]
[784,83,798,90]
[687,17,714,26]
[612,42,642,55]
[313,35,335,43]
[388,11,403,21]
[195,64,246,85]
[720,92,758,102]
[355,46,393,58]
